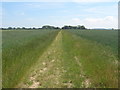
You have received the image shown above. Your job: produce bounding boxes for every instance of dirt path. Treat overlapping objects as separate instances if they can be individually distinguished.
[74,56,91,88]
[18,30,91,88]
[19,31,64,88]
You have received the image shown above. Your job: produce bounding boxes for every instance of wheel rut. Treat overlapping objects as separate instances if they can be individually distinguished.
[19,31,64,88]
[18,31,88,88]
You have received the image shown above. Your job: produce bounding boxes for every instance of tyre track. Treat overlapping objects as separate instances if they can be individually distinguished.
[19,31,64,88]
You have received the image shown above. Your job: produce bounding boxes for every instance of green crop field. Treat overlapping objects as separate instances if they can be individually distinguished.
[2,30,59,88]
[2,29,118,88]
[69,30,118,54]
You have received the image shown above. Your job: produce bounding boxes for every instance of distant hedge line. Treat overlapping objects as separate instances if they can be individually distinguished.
[1,25,86,30]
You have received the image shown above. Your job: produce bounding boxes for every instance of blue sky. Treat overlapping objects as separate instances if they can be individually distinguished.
[1,1,119,29]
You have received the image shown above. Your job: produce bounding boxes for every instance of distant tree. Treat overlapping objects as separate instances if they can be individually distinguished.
[1,28,7,30]
[81,25,86,29]
[42,25,60,29]
[77,25,81,29]
[42,25,51,29]
[16,27,21,30]
[54,27,60,29]
[62,25,86,30]
[62,26,70,29]
[2,25,86,30]
[13,27,16,30]
[8,27,12,30]
[33,27,36,30]
[112,28,114,30]
[22,27,26,29]
[38,28,42,29]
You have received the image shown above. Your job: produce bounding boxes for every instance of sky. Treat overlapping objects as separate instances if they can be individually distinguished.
[1,0,119,29]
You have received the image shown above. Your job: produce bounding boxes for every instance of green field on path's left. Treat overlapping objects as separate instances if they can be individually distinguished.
[2,30,59,88]
[2,29,118,88]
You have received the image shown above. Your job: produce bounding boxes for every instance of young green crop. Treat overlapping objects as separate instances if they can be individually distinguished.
[69,30,118,54]
[2,29,118,88]
[2,30,59,88]
[61,30,118,88]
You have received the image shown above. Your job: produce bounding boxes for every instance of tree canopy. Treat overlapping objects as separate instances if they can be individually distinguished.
[1,25,87,30]
[62,25,86,29]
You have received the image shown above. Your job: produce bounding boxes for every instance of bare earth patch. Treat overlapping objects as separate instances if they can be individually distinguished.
[19,31,64,88]
[74,56,91,88]
[18,31,91,88]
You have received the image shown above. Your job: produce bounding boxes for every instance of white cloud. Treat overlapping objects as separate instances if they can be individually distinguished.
[84,16,117,28]
[70,16,117,29]
[2,0,119,2]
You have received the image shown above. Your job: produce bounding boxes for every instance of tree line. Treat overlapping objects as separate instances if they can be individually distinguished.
[1,25,86,30]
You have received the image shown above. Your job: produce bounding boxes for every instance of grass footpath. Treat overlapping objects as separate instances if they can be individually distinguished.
[18,30,118,88]
[18,30,64,88]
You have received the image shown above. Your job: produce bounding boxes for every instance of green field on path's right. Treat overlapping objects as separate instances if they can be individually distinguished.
[69,30,118,54]
[61,30,118,88]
